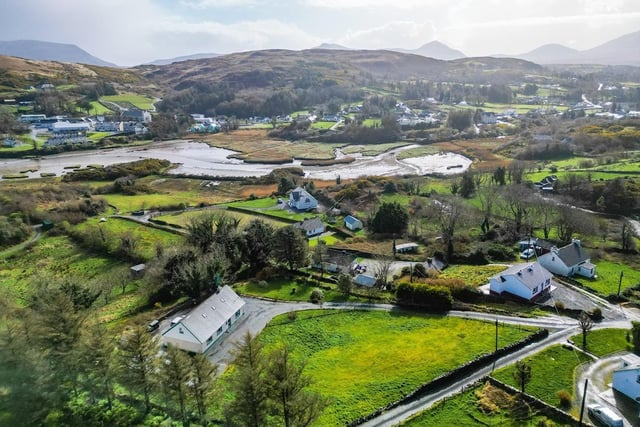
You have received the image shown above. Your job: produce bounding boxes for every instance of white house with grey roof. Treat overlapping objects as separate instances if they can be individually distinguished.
[288,187,318,211]
[293,217,325,237]
[489,262,552,301]
[161,285,245,353]
[613,355,640,403]
[538,239,596,278]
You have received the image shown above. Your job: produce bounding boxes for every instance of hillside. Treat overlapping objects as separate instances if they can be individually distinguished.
[0,40,116,67]
[0,55,144,92]
[394,41,466,60]
[137,49,544,91]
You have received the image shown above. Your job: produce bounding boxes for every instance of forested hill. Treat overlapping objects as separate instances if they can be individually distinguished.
[135,49,545,91]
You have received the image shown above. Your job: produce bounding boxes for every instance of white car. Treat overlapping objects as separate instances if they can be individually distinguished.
[520,248,535,259]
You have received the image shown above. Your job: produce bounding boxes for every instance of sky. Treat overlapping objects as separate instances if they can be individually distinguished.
[0,0,639,66]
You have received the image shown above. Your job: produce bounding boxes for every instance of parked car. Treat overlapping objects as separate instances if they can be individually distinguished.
[147,319,160,332]
[520,248,535,259]
[587,405,623,427]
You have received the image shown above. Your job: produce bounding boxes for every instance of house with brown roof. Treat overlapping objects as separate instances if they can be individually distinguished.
[538,239,596,278]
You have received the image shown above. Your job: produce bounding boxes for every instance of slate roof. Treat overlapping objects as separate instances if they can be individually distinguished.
[493,262,551,290]
[294,217,324,232]
[354,274,376,287]
[556,241,590,267]
[165,285,244,344]
[344,215,361,225]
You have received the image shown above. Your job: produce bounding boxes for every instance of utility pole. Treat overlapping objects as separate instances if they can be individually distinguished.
[618,271,624,297]
[578,379,588,426]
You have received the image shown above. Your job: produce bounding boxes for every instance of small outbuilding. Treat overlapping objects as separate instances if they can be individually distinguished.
[344,215,363,231]
[130,263,146,278]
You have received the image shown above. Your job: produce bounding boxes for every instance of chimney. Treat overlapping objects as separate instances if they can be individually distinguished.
[572,239,581,247]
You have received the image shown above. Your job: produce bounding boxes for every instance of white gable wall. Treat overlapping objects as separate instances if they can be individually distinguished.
[490,275,534,300]
[538,252,571,276]
[162,324,204,353]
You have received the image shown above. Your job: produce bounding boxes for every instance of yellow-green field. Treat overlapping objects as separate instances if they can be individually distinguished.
[259,310,537,426]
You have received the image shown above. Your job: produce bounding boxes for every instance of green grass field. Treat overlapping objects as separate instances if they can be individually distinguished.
[258,310,537,425]
[574,260,640,295]
[154,208,290,230]
[362,118,382,128]
[440,264,509,286]
[310,121,336,130]
[101,93,156,110]
[76,217,184,259]
[492,345,592,407]
[401,382,570,426]
[235,278,346,303]
[0,235,122,300]
[571,328,630,356]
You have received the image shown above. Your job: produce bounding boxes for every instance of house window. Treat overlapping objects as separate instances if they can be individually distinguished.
[227,318,232,327]
[637,374,640,384]
[235,310,241,318]
[532,286,538,294]
[206,336,213,344]
[217,326,223,336]
[179,327,184,334]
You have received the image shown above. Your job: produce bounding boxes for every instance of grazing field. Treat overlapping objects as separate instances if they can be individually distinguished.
[76,217,184,259]
[492,345,593,407]
[0,235,123,300]
[101,93,156,110]
[310,121,336,130]
[153,207,290,229]
[433,138,511,172]
[401,382,570,426]
[570,328,630,356]
[259,310,537,426]
[89,101,114,115]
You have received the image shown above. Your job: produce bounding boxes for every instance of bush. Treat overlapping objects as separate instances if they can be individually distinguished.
[554,301,565,311]
[310,288,324,304]
[590,307,602,320]
[395,282,453,312]
[556,389,572,408]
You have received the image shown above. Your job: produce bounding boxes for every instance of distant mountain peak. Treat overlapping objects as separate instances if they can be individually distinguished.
[145,52,221,66]
[0,39,116,67]
[312,43,351,50]
[392,40,466,60]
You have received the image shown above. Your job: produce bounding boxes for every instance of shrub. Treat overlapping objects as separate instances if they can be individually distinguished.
[554,301,565,310]
[395,282,453,312]
[310,288,324,304]
[556,389,572,408]
[590,307,602,320]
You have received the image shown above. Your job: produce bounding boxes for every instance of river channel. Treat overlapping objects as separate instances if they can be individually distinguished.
[0,140,471,181]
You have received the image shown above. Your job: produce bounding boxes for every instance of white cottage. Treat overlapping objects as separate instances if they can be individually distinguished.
[489,262,552,301]
[344,215,363,231]
[288,187,318,211]
[538,240,596,278]
[162,285,245,353]
[293,217,325,237]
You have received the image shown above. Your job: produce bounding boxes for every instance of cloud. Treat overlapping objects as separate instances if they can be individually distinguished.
[340,21,436,49]
[179,0,265,9]
[302,0,445,9]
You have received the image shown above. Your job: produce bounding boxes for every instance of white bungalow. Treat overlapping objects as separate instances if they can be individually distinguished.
[489,262,552,301]
[293,217,325,237]
[613,356,640,403]
[288,187,318,211]
[538,240,596,278]
[161,285,245,353]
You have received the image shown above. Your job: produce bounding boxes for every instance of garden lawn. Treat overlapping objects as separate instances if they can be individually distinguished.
[259,310,537,426]
[89,101,114,115]
[440,264,509,286]
[401,382,570,426]
[491,345,593,407]
[235,278,346,303]
[574,260,640,295]
[310,121,336,130]
[571,328,630,357]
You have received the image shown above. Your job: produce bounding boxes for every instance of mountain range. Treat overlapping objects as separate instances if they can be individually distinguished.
[1,29,638,67]
[0,40,116,67]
